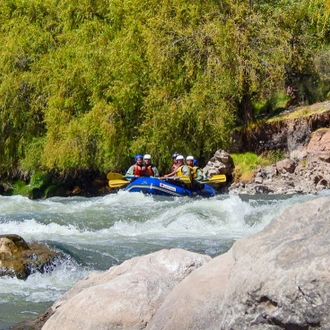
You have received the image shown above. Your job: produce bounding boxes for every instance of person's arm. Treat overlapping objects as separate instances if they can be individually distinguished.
[153,166,160,177]
[196,169,204,182]
[125,166,135,180]
[160,169,176,179]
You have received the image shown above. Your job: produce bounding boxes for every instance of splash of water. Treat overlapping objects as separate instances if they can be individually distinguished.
[0,190,328,328]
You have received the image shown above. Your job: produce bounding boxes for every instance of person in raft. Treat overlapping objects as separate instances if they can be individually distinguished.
[125,154,148,180]
[170,152,179,172]
[186,155,205,182]
[160,155,191,180]
[143,154,159,177]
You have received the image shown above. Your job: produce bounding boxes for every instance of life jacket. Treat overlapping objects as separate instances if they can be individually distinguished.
[193,166,204,181]
[176,165,191,178]
[146,165,154,176]
[133,164,147,176]
[189,166,196,180]
[175,166,183,177]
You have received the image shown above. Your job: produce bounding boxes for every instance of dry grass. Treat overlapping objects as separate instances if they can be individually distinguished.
[268,101,330,122]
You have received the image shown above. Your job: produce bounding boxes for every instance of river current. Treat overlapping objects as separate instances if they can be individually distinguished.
[1,190,329,328]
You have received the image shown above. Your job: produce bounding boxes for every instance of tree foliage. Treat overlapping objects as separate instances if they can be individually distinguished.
[0,0,329,175]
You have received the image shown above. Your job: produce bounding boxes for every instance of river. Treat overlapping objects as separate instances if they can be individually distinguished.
[1,190,329,328]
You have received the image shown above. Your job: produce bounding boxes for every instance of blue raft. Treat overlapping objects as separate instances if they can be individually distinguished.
[125,177,216,197]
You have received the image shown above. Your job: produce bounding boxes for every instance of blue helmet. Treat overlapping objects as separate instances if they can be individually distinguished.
[193,159,199,166]
[135,154,143,162]
[172,152,179,159]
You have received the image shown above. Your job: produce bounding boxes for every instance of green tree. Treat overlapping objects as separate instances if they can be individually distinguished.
[0,0,329,177]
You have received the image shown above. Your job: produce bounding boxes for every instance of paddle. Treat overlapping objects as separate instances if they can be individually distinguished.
[200,174,226,184]
[166,174,225,184]
[107,172,126,180]
[107,171,225,186]
[108,179,130,188]
[163,176,191,184]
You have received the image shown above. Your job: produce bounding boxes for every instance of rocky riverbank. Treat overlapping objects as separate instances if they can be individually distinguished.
[228,127,330,195]
[204,101,330,195]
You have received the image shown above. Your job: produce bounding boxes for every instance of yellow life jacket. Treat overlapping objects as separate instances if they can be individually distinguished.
[176,166,184,177]
[193,166,204,181]
[189,166,196,180]
[176,165,191,177]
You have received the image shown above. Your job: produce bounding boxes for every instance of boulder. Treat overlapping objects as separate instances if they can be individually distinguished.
[0,234,62,280]
[42,249,211,330]
[147,195,330,329]
[275,158,296,174]
[306,128,330,162]
[203,149,234,178]
[289,145,308,162]
[257,164,277,180]
[146,250,235,330]
[287,117,311,152]
[30,196,330,329]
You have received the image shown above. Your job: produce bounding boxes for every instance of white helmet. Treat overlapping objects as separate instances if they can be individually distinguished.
[176,155,184,161]
[186,155,194,161]
[143,154,152,160]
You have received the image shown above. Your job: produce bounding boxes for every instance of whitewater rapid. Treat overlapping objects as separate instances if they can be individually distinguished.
[0,190,329,327]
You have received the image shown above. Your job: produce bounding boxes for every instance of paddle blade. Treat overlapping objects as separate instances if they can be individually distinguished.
[108,179,130,188]
[200,174,226,184]
[208,174,226,183]
[107,172,126,180]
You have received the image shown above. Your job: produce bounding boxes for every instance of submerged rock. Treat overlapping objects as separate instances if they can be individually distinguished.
[0,234,62,280]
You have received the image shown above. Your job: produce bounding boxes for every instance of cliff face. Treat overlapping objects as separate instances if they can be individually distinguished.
[230,101,330,155]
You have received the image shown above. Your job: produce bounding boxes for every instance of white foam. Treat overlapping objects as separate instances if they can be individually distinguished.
[0,190,327,325]
[0,259,92,304]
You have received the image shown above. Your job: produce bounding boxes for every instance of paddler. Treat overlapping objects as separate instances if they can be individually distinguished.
[160,155,190,180]
[125,154,148,179]
[170,152,179,172]
[186,156,205,182]
[143,154,159,177]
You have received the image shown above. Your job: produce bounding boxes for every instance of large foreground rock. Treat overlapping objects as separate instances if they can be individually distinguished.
[38,195,330,329]
[42,249,211,330]
[148,195,330,329]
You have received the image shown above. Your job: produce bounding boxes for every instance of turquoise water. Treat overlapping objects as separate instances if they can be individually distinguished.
[0,190,328,328]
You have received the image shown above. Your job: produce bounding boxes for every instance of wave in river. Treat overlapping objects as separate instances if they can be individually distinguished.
[0,190,329,328]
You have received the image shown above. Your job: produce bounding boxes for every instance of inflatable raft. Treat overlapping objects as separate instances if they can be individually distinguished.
[124,177,216,197]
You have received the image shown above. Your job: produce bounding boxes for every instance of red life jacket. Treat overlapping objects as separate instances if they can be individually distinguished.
[133,164,147,176]
[146,165,154,176]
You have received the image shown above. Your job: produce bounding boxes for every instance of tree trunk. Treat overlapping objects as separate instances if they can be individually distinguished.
[237,91,255,126]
